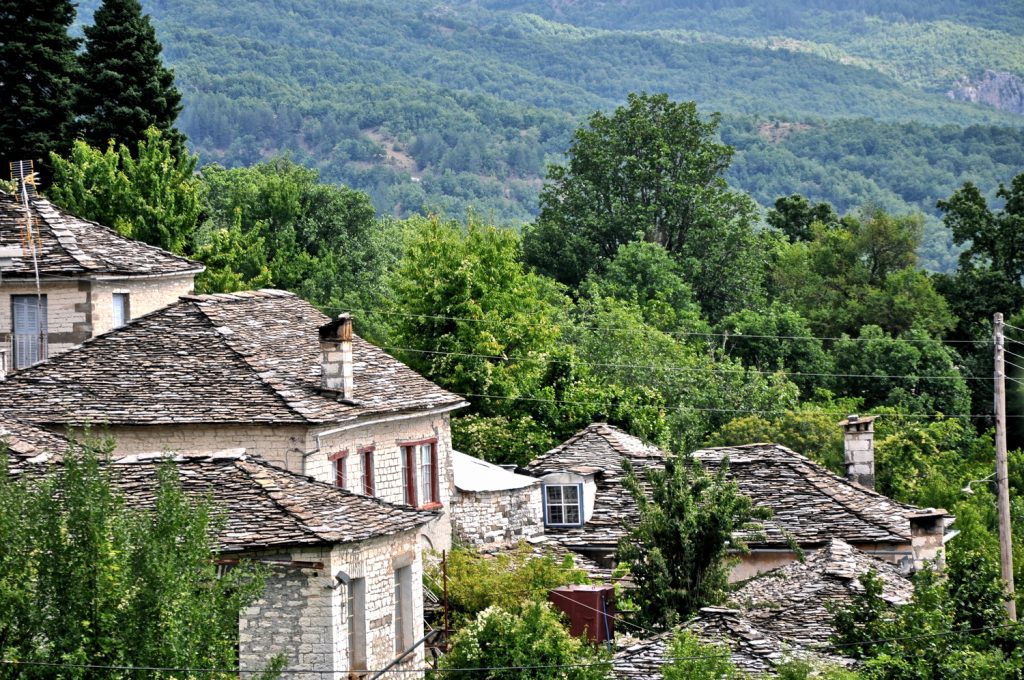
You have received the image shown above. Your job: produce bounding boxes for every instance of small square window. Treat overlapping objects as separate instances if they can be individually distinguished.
[544,484,583,527]
[112,293,130,328]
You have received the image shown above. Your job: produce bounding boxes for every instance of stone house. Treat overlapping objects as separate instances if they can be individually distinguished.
[2,416,435,679]
[526,421,954,582]
[449,450,543,547]
[0,190,203,372]
[0,289,468,550]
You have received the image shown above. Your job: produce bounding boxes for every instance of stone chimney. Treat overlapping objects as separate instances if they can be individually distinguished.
[908,509,951,572]
[839,414,876,489]
[319,314,354,402]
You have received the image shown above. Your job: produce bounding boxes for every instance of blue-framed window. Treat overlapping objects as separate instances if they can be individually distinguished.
[543,483,584,526]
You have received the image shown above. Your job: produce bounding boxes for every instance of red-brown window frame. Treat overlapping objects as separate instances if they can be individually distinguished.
[399,438,440,509]
[329,449,349,489]
[359,446,375,496]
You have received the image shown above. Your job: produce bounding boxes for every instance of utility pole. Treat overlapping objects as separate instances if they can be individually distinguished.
[994,312,1017,620]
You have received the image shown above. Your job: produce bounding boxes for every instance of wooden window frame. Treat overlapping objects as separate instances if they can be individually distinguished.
[330,449,349,489]
[543,483,584,527]
[359,446,375,497]
[399,438,440,509]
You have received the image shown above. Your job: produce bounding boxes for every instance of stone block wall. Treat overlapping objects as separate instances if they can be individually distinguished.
[451,485,544,547]
[238,530,425,679]
[308,413,456,550]
[98,423,310,472]
[89,273,196,336]
[0,280,89,363]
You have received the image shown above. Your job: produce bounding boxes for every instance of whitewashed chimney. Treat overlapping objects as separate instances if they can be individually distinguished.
[319,314,354,402]
[839,414,876,489]
[908,509,951,572]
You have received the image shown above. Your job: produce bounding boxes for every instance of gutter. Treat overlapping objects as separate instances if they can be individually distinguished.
[304,401,469,458]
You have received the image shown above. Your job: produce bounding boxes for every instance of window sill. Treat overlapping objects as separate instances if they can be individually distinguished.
[419,502,444,511]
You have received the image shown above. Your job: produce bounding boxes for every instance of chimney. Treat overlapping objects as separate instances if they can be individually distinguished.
[908,509,951,572]
[319,314,354,402]
[839,414,876,489]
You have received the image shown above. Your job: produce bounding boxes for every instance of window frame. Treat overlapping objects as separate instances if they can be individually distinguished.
[347,577,367,671]
[112,292,131,328]
[329,449,349,490]
[399,438,439,509]
[393,566,413,653]
[359,446,375,497]
[11,294,47,370]
[542,483,585,527]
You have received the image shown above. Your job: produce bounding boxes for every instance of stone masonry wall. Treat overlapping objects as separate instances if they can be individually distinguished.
[96,423,310,472]
[308,413,456,551]
[0,280,88,362]
[238,531,424,680]
[89,274,195,336]
[451,485,544,547]
[0,273,194,367]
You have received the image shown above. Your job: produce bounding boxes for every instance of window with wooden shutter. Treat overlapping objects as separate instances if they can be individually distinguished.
[11,294,47,369]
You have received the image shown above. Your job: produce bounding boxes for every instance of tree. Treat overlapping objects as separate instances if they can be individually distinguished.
[0,0,79,168]
[661,629,741,680]
[76,0,184,152]
[524,92,763,321]
[0,440,272,677]
[437,602,611,680]
[767,194,839,243]
[48,128,202,254]
[616,455,768,628]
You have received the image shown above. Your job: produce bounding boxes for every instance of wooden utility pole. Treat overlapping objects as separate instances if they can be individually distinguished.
[994,312,1017,620]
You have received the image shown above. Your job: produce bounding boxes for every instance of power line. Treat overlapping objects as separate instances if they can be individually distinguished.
[1004,321,1024,335]
[446,391,1005,420]
[335,306,990,347]
[377,343,988,382]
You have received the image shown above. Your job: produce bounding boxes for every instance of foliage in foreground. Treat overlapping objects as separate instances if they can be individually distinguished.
[830,547,1023,679]
[617,455,770,628]
[424,544,588,627]
[436,602,610,680]
[0,442,272,678]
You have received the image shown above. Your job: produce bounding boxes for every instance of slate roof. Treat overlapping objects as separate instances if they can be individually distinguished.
[731,538,913,647]
[0,191,203,278]
[692,444,915,548]
[0,290,467,426]
[108,450,434,552]
[0,409,68,464]
[479,535,619,584]
[614,608,850,678]
[525,423,665,550]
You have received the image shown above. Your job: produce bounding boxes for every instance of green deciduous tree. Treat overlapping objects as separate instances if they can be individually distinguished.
[767,194,840,243]
[661,629,741,680]
[617,455,768,628]
[437,602,611,680]
[524,92,763,321]
[76,0,184,152]
[48,128,202,254]
[0,0,79,169]
[0,441,272,677]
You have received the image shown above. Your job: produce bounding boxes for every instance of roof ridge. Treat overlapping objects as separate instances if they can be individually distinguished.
[233,458,331,543]
[185,296,314,422]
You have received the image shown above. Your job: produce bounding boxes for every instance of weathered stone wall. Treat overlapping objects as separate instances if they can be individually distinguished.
[238,530,425,679]
[0,280,89,362]
[308,412,456,550]
[89,274,195,336]
[93,423,310,472]
[451,485,544,547]
[0,273,194,366]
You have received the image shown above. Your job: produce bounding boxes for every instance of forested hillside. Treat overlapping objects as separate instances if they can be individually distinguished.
[74,0,1024,270]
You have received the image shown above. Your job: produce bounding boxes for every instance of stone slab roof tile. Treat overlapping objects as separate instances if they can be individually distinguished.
[0,290,466,425]
[613,608,850,678]
[731,538,913,647]
[0,410,68,464]
[107,452,434,552]
[0,192,202,277]
[525,423,666,550]
[693,444,915,547]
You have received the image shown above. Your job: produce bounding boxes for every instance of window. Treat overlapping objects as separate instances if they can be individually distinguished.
[544,484,583,526]
[112,293,130,328]
[11,294,47,369]
[361,448,375,496]
[393,566,413,653]
[347,578,366,671]
[330,450,349,489]
[400,440,439,507]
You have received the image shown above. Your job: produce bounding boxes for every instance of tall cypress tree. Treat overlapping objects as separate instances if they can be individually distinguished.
[0,0,79,170]
[77,0,184,152]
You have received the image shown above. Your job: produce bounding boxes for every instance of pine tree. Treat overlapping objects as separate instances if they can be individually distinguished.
[0,0,79,169]
[76,0,184,152]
